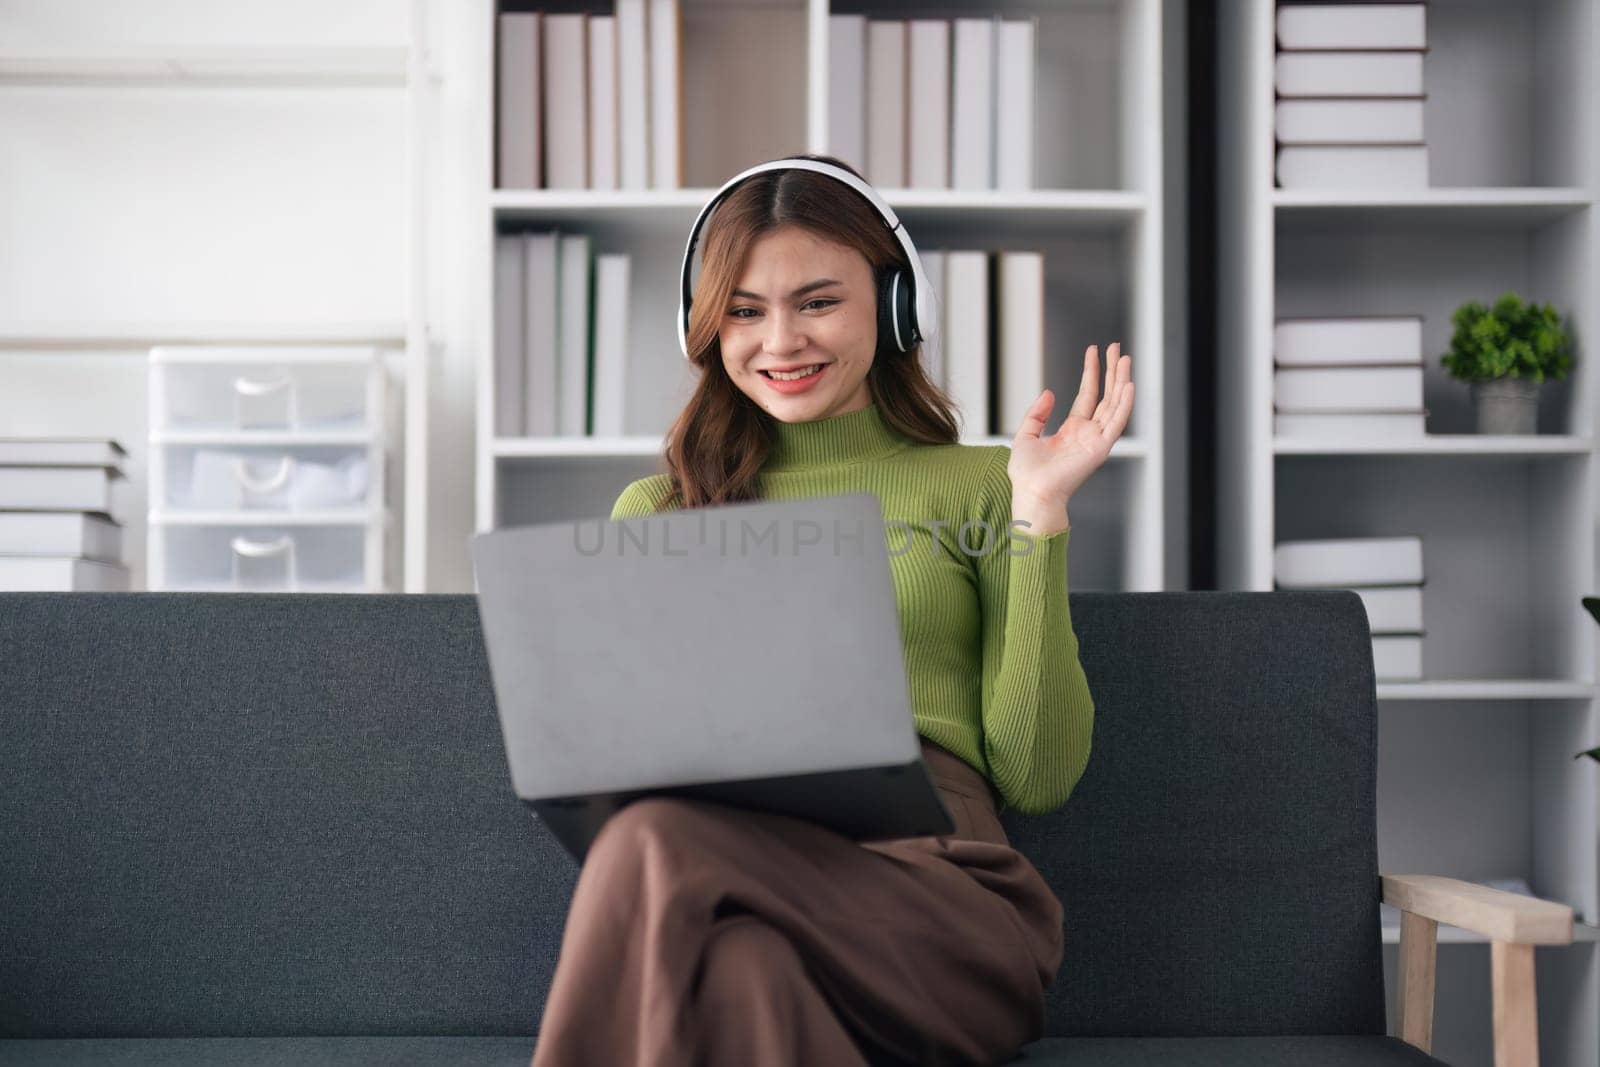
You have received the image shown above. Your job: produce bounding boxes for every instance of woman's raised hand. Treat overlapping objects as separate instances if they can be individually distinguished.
[1007,342,1134,525]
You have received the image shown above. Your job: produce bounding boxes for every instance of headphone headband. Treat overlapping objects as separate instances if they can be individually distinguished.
[676,157,934,361]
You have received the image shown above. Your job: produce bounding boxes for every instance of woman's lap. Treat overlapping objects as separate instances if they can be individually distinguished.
[532,736,1064,1067]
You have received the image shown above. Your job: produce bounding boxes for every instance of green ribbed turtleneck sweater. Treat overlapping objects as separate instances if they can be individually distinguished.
[609,402,1094,816]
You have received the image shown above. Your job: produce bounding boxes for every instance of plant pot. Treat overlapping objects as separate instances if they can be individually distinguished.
[1471,377,1540,434]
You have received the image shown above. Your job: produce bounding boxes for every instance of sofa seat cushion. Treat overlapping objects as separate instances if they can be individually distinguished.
[0,1037,539,1065]
[1013,1035,1451,1065]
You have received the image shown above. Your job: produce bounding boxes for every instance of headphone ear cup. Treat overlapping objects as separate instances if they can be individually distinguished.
[876,267,914,355]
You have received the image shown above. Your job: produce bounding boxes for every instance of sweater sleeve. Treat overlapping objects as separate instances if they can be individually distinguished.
[972,446,1095,816]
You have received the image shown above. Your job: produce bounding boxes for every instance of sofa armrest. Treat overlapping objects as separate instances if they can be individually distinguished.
[1382,873,1573,944]
[1381,873,1574,1067]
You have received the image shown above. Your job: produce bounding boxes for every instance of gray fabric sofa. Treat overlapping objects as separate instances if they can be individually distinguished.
[0,591,1569,1065]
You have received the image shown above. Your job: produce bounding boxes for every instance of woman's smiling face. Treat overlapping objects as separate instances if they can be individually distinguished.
[719,224,878,423]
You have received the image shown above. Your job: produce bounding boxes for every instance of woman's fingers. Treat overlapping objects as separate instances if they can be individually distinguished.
[1015,388,1054,440]
[1069,345,1100,420]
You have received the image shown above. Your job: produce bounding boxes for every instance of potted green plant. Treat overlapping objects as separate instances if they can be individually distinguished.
[1441,292,1573,434]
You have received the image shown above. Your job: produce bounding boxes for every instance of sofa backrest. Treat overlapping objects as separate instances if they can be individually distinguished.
[0,590,1384,1040]
[1003,590,1386,1038]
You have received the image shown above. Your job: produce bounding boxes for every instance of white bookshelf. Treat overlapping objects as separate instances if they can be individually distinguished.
[466,0,1168,595]
[1219,1,1600,1064]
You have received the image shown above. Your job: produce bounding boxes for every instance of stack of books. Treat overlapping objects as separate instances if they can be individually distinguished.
[1273,317,1428,439]
[828,15,1037,190]
[922,248,1046,441]
[1274,2,1429,189]
[496,2,682,190]
[495,231,633,437]
[0,439,129,592]
[1273,536,1426,680]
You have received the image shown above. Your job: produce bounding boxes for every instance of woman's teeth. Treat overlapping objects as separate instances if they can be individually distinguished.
[766,364,823,381]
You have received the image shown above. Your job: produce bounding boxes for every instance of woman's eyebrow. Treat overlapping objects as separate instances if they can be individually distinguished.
[729,278,842,303]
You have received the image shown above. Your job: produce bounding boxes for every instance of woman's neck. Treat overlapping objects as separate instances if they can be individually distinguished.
[763,401,908,472]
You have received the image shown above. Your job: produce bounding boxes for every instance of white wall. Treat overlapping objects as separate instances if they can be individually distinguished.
[0,0,412,590]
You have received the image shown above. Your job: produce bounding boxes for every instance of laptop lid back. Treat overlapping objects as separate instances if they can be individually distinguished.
[469,492,924,801]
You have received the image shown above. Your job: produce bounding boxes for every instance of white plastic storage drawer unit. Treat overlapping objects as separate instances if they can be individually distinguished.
[147,346,390,592]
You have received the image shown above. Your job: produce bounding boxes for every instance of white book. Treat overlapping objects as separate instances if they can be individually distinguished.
[1274,536,1424,587]
[591,254,632,436]
[1373,635,1423,680]
[0,467,120,512]
[0,439,126,467]
[950,18,995,190]
[494,235,526,437]
[496,13,540,189]
[1276,98,1426,145]
[557,233,593,437]
[994,19,1036,190]
[648,0,682,189]
[1275,412,1428,440]
[866,20,907,188]
[0,512,123,561]
[908,20,951,189]
[1277,145,1428,190]
[996,251,1045,435]
[588,16,619,190]
[918,249,947,387]
[828,15,867,171]
[543,14,589,190]
[1275,366,1423,412]
[1351,585,1425,634]
[1277,4,1426,50]
[944,251,991,441]
[1274,317,1423,366]
[0,557,129,592]
[523,232,561,436]
[1276,52,1425,98]
[616,0,651,190]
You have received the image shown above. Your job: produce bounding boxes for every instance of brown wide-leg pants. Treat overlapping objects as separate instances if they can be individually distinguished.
[529,736,1066,1067]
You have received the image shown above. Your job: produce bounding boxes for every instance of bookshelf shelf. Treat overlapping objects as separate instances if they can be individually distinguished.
[493,435,1153,462]
[490,190,1150,233]
[0,322,409,352]
[1273,435,1594,456]
[1273,187,1591,226]
[1376,680,1599,702]
[0,46,410,87]
[471,0,1168,594]
[1222,0,1599,1060]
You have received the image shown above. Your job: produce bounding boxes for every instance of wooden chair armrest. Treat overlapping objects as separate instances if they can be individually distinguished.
[1382,873,1573,944]
[1381,873,1574,1067]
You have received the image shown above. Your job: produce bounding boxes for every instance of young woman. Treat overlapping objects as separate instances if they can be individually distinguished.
[530,154,1134,1067]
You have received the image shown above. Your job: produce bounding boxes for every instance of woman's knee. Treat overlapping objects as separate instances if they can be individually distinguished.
[696,916,804,1004]
[589,795,705,855]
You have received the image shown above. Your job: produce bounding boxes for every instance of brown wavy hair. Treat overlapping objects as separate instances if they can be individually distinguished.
[658,153,959,509]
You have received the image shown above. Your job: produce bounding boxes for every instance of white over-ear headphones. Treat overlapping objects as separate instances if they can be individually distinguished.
[676,157,936,362]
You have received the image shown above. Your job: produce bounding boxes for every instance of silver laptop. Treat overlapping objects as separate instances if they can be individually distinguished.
[468,491,954,862]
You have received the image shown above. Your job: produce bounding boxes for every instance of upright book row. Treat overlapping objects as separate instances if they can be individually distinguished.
[1274,2,1430,189]
[496,2,682,190]
[0,439,129,592]
[829,15,1038,191]
[921,248,1046,441]
[494,232,634,438]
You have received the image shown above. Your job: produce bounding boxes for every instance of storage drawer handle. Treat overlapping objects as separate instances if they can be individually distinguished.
[234,455,295,493]
[230,535,294,558]
[234,375,293,397]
